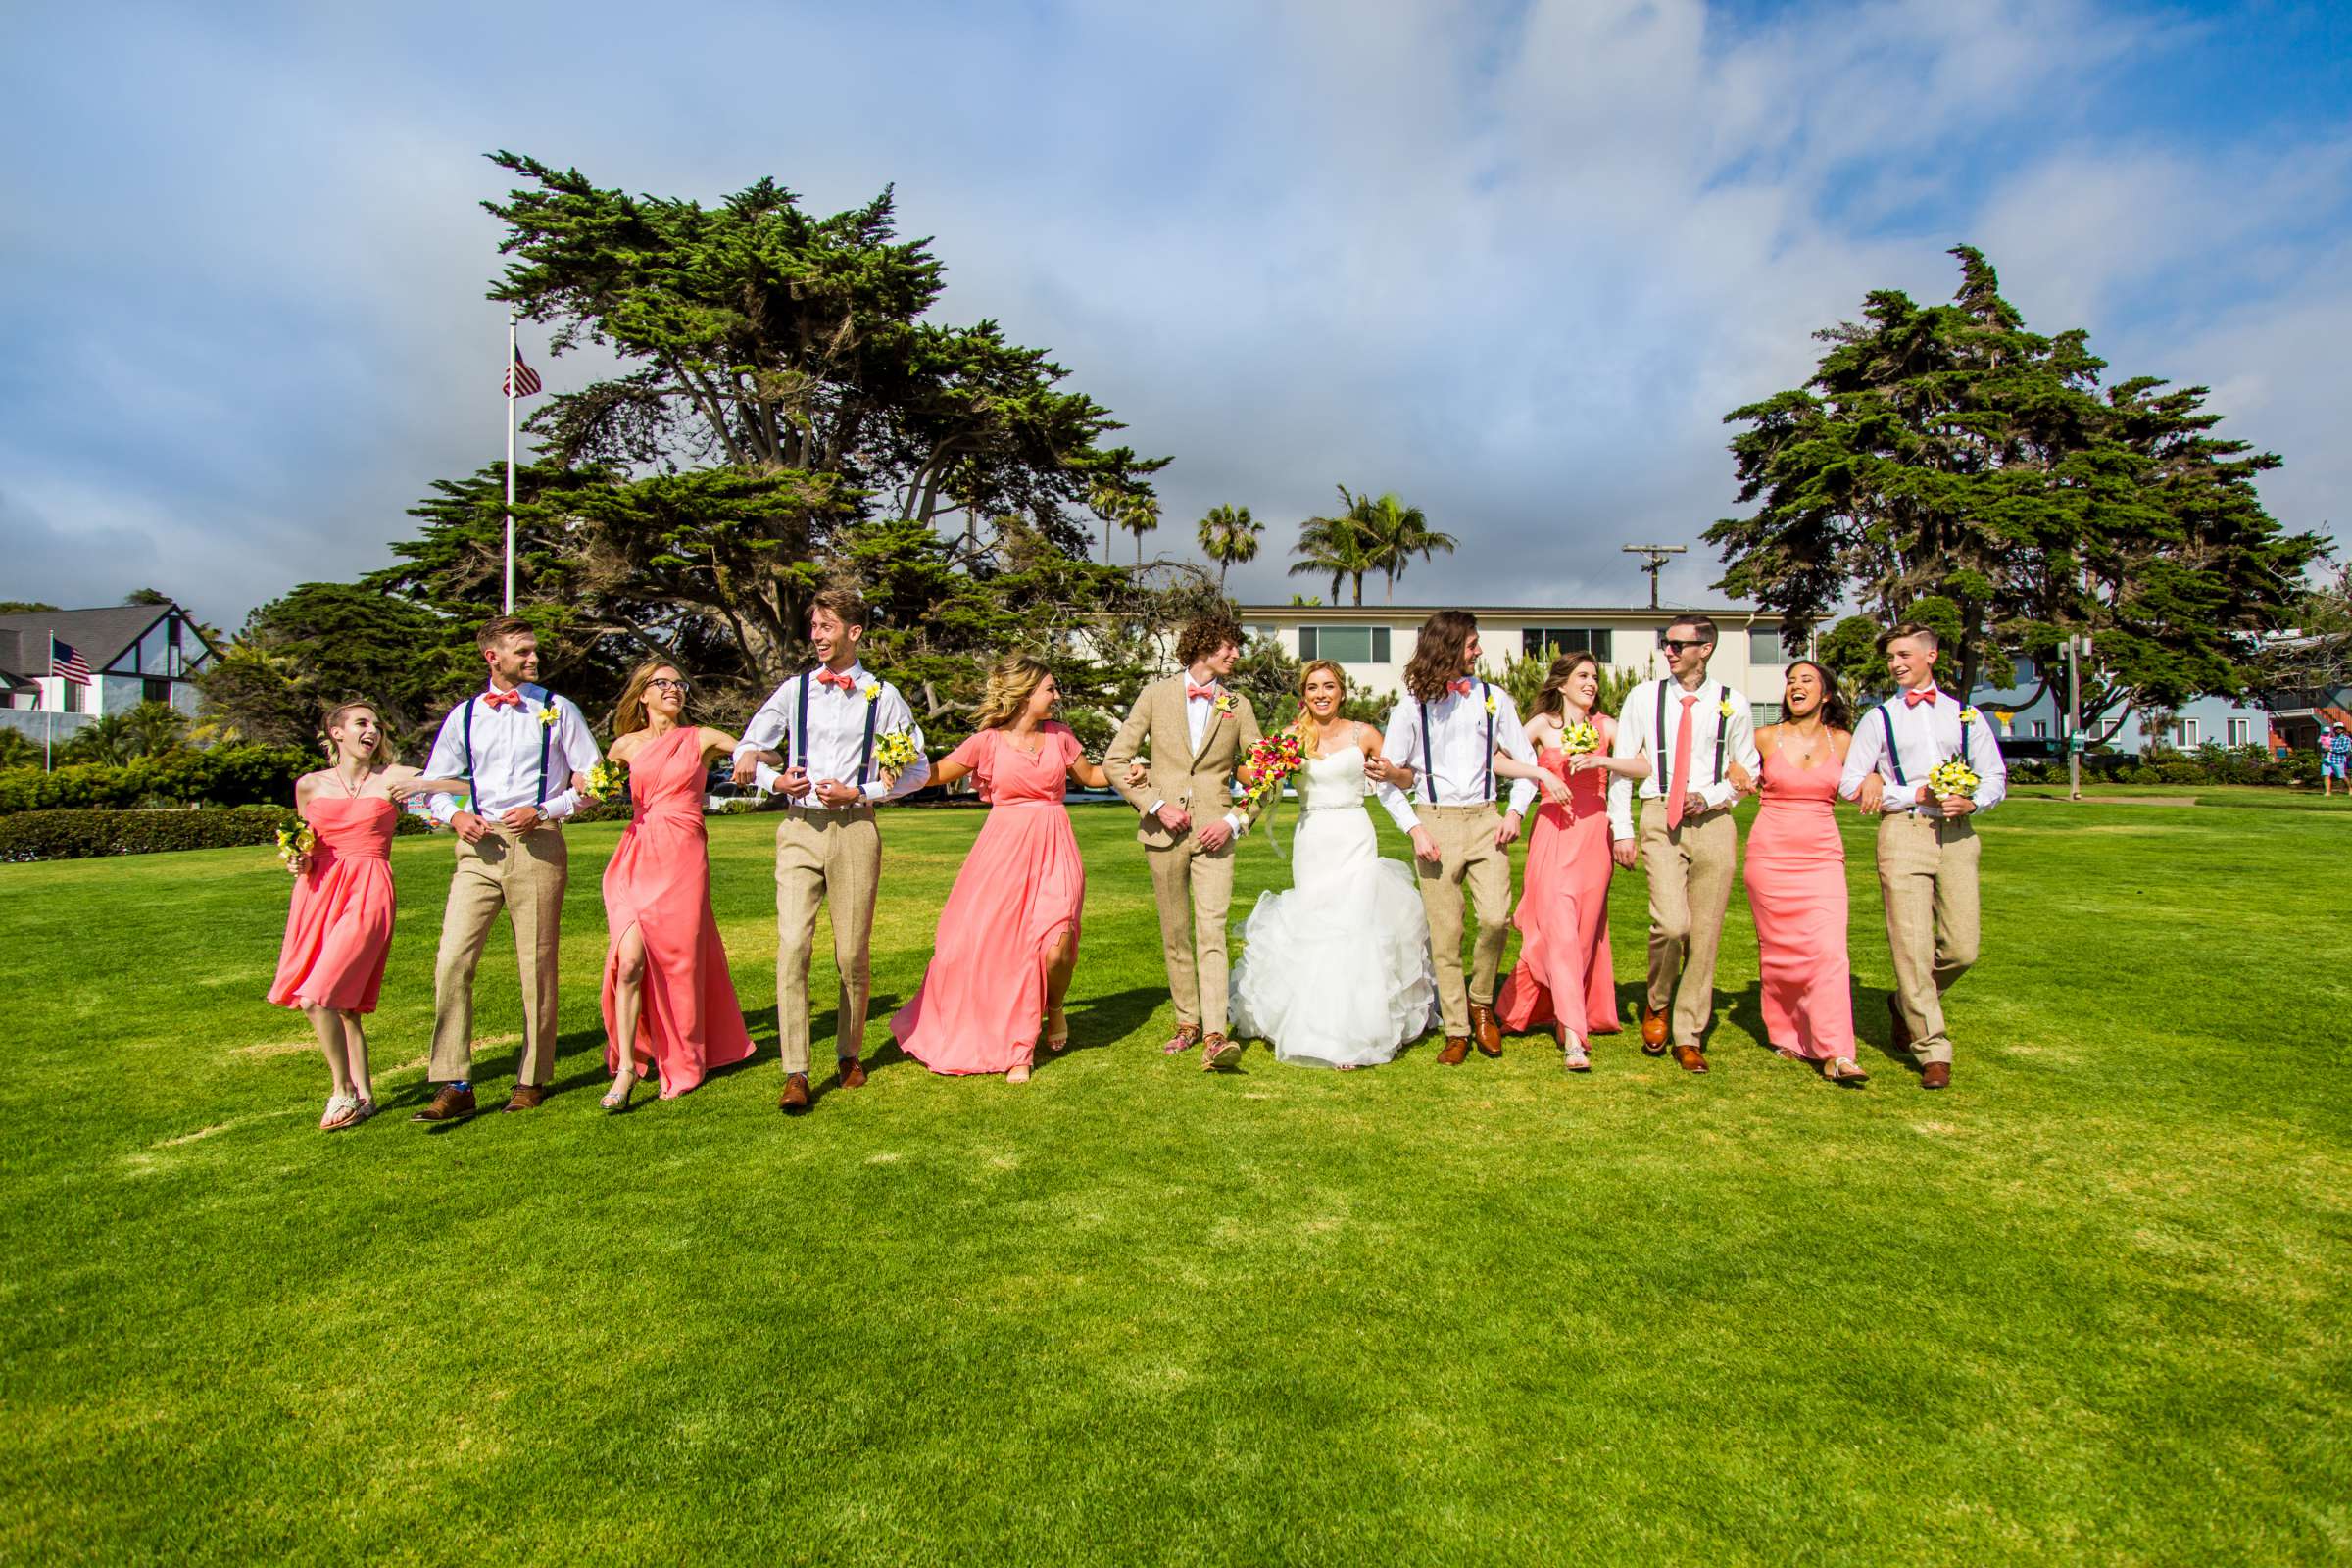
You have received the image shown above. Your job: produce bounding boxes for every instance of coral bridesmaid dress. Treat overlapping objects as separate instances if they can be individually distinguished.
[269,796,399,1013]
[1495,744,1620,1044]
[893,724,1087,1075]
[1742,745,1855,1059]
[601,726,755,1096]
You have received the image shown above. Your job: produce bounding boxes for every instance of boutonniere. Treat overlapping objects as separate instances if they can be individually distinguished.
[1718,698,1736,719]
[1484,691,1499,716]
[538,702,560,728]
[1213,692,1238,715]
[861,681,882,704]
[1959,706,1981,724]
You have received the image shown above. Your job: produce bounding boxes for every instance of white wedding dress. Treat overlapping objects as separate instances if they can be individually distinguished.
[1228,744,1437,1067]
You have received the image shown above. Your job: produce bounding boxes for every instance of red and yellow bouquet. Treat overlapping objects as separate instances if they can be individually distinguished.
[1237,732,1307,808]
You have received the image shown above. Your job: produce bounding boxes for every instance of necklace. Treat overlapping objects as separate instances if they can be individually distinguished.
[1002,725,1045,757]
[331,763,369,799]
[1779,723,1826,766]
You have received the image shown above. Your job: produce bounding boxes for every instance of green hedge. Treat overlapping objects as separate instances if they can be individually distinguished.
[0,745,317,814]
[0,806,433,862]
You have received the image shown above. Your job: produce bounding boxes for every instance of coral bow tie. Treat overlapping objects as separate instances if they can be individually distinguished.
[1903,687,1938,709]
[1448,679,1475,698]
[483,689,523,710]
[1188,684,1219,701]
[816,669,856,691]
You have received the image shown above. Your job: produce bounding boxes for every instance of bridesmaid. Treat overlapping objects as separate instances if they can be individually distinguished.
[1743,660,1867,1084]
[269,702,466,1131]
[893,655,1118,1083]
[1495,653,1647,1071]
[595,660,758,1109]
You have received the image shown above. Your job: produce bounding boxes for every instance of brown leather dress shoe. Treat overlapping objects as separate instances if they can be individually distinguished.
[1921,1061,1951,1091]
[1640,1004,1669,1055]
[779,1073,811,1112]
[410,1084,476,1123]
[1886,993,1912,1054]
[1671,1044,1709,1074]
[503,1083,548,1113]
[1469,1003,1502,1057]
[837,1057,868,1089]
[1201,1033,1240,1071]
[1438,1036,1471,1066]
[1163,1024,1202,1056]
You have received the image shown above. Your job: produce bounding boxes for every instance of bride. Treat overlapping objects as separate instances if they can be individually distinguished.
[1229,661,1438,1068]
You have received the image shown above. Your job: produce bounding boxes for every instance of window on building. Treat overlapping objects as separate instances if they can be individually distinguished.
[1298,625,1390,664]
[63,680,84,713]
[143,678,170,705]
[2227,717,2251,748]
[1522,627,1613,662]
[2032,720,2047,739]
[1750,627,1787,663]
[2175,718,2200,749]
[1750,703,1779,730]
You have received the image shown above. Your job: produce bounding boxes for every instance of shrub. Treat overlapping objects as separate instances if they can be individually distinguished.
[0,744,316,814]
[0,806,432,862]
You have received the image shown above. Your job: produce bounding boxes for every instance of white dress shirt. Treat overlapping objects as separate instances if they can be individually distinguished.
[1838,686,2007,816]
[421,684,603,825]
[732,663,931,809]
[1605,677,1761,841]
[1381,681,1540,825]
[1145,683,1248,837]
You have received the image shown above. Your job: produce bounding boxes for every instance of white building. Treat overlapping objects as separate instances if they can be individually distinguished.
[1236,602,1797,724]
[0,603,220,744]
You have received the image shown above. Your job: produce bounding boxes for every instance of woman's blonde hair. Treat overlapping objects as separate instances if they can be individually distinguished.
[318,702,397,767]
[1290,660,1348,757]
[612,659,686,738]
[972,654,1054,732]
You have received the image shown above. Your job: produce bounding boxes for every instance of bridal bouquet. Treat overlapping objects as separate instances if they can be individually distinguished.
[585,758,628,799]
[274,817,315,874]
[1928,757,1981,800]
[1237,732,1307,807]
[873,729,923,783]
[1559,720,1601,757]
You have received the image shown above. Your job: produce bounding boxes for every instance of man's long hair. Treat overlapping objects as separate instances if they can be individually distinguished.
[1401,611,1477,704]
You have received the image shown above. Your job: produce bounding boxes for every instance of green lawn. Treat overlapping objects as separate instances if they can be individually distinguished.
[3,799,2346,1564]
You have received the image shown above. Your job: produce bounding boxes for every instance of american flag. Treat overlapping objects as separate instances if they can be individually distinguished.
[504,347,542,398]
[51,636,90,687]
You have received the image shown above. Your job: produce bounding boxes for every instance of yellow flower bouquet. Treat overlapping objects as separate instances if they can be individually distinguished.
[275,817,316,874]
[873,730,923,782]
[1559,720,1601,757]
[1928,758,1980,799]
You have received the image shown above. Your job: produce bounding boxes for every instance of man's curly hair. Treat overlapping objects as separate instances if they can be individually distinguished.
[1175,611,1245,669]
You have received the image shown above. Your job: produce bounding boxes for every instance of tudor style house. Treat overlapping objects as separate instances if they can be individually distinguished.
[0,602,220,743]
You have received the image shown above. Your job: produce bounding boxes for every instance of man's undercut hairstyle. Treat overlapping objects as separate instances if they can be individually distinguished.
[1176,611,1245,670]
[1401,610,1480,704]
[1665,613,1718,647]
[810,587,868,630]
[1878,621,1940,655]
[476,614,534,654]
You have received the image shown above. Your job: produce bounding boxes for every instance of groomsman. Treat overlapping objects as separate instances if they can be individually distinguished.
[1371,611,1540,1064]
[1838,622,2006,1090]
[413,615,604,1122]
[1605,614,1761,1074]
[732,589,930,1114]
[1105,611,1262,1070]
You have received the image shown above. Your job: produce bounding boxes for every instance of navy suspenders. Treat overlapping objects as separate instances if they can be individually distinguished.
[796,671,881,791]
[858,696,879,788]
[459,685,554,809]
[1654,682,1729,789]
[1879,704,1906,787]
[1417,683,1495,806]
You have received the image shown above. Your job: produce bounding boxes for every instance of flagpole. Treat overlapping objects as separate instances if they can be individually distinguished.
[43,627,52,774]
[504,311,517,613]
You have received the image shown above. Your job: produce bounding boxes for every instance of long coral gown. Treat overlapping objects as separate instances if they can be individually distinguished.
[601,726,756,1096]
[1742,744,1855,1059]
[1495,743,1619,1045]
[268,795,399,1012]
[893,724,1087,1075]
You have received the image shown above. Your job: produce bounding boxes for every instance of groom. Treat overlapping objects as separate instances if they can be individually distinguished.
[1370,611,1540,1064]
[731,588,931,1114]
[1105,610,1262,1071]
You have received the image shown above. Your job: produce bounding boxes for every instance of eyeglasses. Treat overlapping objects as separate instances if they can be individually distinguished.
[646,677,688,692]
[1658,638,1710,654]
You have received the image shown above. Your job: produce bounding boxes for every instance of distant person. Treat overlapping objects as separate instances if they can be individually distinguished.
[2324,723,2350,797]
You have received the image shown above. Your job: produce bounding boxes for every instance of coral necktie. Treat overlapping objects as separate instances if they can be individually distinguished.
[1666,694,1697,828]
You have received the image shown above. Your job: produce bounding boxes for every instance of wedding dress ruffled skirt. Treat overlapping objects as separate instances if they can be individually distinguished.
[1228,749,1436,1067]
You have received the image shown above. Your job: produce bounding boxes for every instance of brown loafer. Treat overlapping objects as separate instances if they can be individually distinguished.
[410,1084,476,1123]
[1200,1032,1241,1071]
[1886,993,1912,1054]
[779,1072,811,1113]
[1469,1003,1502,1057]
[837,1056,867,1089]
[1921,1061,1951,1091]
[1163,1024,1202,1056]
[1438,1035,1471,1066]
[1640,1004,1669,1055]
[503,1083,548,1113]
[1671,1044,1708,1074]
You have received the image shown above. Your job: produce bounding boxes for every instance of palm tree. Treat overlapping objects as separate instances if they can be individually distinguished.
[1197,505,1261,592]
[1123,494,1161,564]
[1288,498,1376,607]
[1342,488,1456,600]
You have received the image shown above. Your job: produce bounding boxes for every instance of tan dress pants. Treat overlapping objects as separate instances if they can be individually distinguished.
[1640,801,1737,1050]
[1876,812,1981,1066]
[1146,839,1237,1036]
[1414,806,1512,1039]
[775,805,882,1074]
[430,822,567,1085]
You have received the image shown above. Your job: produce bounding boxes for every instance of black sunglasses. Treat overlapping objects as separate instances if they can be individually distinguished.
[1658,637,1711,653]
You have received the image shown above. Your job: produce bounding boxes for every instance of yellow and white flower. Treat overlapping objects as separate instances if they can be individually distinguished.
[1484,692,1499,716]
[861,680,883,704]
[1718,698,1737,718]
[538,702,560,728]
[1960,706,1981,724]
[1213,692,1238,714]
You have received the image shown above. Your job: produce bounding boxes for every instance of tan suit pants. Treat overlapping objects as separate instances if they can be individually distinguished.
[1415,806,1513,1039]
[1876,812,1981,1066]
[1640,802,1737,1050]
[775,806,882,1074]
[1146,839,1237,1036]
[430,823,567,1085]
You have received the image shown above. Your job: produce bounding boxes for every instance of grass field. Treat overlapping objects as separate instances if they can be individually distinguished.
[3,797,2347,1564]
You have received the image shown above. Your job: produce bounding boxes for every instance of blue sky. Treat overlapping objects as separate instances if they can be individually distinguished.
[4,0,2346,626]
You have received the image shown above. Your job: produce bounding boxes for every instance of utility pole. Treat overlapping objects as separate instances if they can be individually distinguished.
[2066,633,2086,801]
[1622,544,1686,611]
